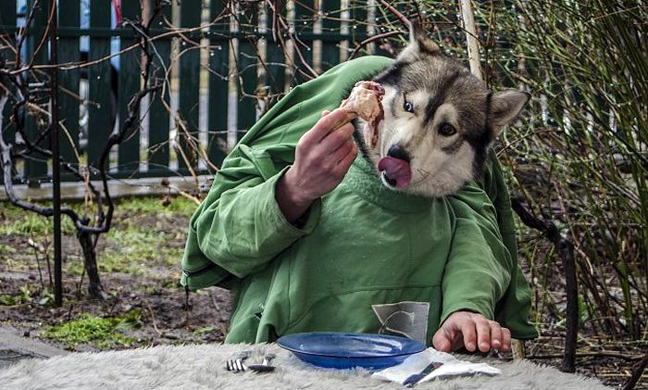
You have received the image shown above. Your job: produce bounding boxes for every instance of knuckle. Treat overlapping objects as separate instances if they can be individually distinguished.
[323,162,336,173]
[312,156,325,170]
[330,132,346,145]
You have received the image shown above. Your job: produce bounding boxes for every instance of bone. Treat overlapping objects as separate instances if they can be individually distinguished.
[339,81,385,147]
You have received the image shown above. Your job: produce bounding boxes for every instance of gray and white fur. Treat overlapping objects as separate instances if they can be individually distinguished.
[354,24,530,198]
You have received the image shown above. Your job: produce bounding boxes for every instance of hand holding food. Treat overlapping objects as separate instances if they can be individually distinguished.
[276,109,358,223]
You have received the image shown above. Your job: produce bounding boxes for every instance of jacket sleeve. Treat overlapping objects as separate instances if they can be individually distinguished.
[191,144,321,279]
[440,180,514,323]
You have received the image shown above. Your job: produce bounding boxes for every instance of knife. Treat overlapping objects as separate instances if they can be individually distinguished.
[402,362,443,387]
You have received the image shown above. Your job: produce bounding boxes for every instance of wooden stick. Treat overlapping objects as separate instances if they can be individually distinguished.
[458,0,483,80]
[623,352,648,390]
[530,351,645,362]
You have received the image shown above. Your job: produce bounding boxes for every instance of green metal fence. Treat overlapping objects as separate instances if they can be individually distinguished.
[0,0,393,187]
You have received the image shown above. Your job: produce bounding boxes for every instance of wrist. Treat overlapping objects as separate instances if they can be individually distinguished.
[282,167,314,208]
[276,168,314,224]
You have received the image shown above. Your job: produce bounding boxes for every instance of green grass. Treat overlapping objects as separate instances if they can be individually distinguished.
[0,197,197,238]
[0,295,22,306]
[103,223,184,275]
[192,326,218,335]
[41,310,142,348]
[0,243,16,256]
[3,196,194,277]
[0,209,76,236]
[116,196,198,215]
[0,285,39,306]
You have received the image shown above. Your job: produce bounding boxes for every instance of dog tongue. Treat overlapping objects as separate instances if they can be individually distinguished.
[378,157,412,188]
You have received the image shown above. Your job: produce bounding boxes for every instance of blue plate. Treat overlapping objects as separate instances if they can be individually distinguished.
[277,332,425,370]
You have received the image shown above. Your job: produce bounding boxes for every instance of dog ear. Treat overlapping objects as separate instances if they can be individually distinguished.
[396,20,441,62]
[489,90,530,136]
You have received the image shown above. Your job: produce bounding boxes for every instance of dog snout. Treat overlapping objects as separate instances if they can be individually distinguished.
[387,144,410,162]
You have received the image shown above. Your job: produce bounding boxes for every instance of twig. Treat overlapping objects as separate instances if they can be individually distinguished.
[27,0,57,69]
[27,234,45,289]
[161,182,202,205]
[377,0,412,30]
[529,351,645,362]
[145,301,163,337]
[623,352,648,390]
[512,197,578,373]
[349,30,407,60]
[75,256,86,299]
[210,290,220,311]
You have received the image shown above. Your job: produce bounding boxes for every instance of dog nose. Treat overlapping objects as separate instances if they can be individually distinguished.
[387,144,410,162]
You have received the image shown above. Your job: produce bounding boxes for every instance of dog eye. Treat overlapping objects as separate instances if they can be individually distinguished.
[403,100,414,113]
[439,123,457,136]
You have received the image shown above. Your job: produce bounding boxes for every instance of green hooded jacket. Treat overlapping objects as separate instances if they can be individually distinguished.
[181,56,538,344]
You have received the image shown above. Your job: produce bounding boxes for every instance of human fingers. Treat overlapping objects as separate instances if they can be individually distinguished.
[329,138,355,165]
[501,327,511,353]
[489,321,502,351]
[432,327,453,353]
[307,108,351,143]
[317,123,355,153]
[475,316,491,353]
[332,143,357,176]
[321,109,331,117]
[460,320,477,352]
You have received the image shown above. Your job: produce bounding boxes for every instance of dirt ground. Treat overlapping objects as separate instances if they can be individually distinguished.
[0,197,233,349]
[0,196,645,388]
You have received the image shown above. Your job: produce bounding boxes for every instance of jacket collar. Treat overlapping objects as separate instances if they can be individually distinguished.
[342,155,435,213]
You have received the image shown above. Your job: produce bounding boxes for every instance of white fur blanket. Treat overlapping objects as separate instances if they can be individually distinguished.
[0,343,610,390]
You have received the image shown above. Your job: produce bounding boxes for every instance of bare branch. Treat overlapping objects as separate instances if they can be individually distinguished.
[377,0,412,30]
[349,30,407,60]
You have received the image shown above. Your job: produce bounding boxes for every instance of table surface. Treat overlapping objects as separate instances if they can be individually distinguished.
[0,342,611,390]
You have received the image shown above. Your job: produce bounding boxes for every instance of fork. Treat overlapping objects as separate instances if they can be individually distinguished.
[246,353,276,373]
[225,351,252,372]
[226,353,276,373]
[225,357,249,372]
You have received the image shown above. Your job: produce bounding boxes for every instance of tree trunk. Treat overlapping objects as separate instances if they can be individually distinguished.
[78,231,108,300]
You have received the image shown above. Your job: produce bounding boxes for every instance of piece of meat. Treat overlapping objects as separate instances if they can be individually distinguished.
[339,81,385,147]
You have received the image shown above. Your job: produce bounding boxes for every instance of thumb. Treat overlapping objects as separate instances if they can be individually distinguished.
[432,328,453,352]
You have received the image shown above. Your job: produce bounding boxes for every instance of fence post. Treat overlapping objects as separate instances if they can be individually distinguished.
[58,0,80,169]
[293,0,315,84]
[236,2,259,139]
[0,1,17,185]
[117,1,142,176]
[48,0,62,307]
[24,0,50,187]
[264,2,286,97]
[87,1,113,172]
[207,0,230,167]
[146,0,171,174]
[321,0,341,71]
[177,0,201,174]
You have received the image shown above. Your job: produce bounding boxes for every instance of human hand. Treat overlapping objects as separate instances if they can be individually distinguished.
[276,109,358,223]
[432,311,511,353]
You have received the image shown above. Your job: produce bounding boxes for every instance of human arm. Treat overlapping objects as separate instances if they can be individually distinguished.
[191,147,319,279]
[276,109,358,223]
[193,109,356,278]
[433,179,515,353]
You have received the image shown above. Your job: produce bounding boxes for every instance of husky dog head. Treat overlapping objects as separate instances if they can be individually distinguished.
[354,25,530,198]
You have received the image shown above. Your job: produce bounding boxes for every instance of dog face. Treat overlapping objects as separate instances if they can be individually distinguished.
[355,25,529,198]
